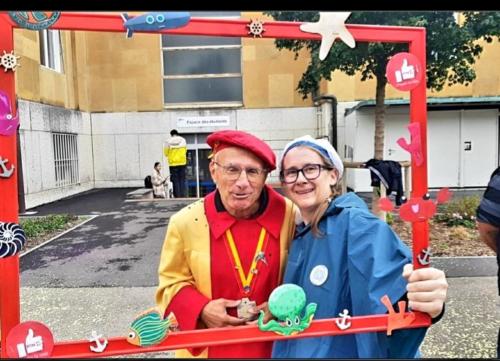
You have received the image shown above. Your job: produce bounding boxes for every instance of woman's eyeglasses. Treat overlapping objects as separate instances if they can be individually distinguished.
[280,164,333,184]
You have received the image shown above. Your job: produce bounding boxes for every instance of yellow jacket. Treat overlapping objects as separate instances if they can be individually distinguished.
[164,135,187,166]
[155,191,297,358]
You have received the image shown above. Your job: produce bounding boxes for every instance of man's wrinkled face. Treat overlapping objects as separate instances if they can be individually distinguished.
[209,147,268,218]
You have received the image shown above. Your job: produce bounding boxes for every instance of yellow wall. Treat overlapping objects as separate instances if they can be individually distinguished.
[328,38,500,102]
[14,28,76,108]
[12,12,500,112]
[73,31,163,112]
[241,12,312,108]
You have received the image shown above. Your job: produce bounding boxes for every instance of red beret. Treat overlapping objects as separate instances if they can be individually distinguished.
[207,130,276,171]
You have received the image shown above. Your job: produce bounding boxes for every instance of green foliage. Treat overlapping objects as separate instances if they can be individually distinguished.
[264,11,500,98]
[20,214,78,238]
[435,196,480,229]
[385,211,394,225]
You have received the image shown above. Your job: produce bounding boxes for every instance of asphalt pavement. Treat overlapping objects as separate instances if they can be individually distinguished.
[17,188,499,358]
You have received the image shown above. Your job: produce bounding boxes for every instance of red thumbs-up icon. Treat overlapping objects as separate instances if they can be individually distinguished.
[6,321,54,358]
[386,52,422,91]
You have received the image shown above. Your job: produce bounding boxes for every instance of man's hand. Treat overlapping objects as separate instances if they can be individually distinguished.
[403,264,448,319]
[245,301,272,325]
[477,220,499,253]
[200,298,246,328]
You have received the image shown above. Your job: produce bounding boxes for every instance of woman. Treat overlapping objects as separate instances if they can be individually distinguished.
[271,135,448,358]
[152,162,168,198]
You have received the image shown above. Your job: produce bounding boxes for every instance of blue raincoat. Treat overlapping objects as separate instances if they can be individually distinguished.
[272,192,427,358]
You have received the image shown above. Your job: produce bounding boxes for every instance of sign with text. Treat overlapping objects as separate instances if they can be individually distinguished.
[177,116,230,128]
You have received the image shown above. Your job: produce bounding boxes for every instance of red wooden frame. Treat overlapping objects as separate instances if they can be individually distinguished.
[0,12,430,358]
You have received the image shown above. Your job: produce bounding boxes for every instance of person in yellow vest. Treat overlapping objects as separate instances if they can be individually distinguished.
[156,130,298,358]
[164,129,187,198]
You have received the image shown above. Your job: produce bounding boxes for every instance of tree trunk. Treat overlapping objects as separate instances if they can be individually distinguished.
[374,75,387,160]
[372,74,387,219]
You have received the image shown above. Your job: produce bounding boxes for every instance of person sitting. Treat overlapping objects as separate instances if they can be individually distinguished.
[152,162,168,199]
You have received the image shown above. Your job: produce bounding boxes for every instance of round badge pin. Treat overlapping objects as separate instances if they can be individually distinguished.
[310,264,328,286]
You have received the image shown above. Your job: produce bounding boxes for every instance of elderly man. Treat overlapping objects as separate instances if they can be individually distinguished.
[156,130,297,358]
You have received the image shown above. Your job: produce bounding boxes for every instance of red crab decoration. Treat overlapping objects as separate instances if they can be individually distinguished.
[379,188,452,222]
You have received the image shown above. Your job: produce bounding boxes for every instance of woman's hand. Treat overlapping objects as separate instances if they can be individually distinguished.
[403,263,448,319]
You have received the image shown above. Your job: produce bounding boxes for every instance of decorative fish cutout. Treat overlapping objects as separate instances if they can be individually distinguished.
[127,308,178,347]
[121,12,190,38]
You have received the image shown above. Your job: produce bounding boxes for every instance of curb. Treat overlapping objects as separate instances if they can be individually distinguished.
[433,256,497,278]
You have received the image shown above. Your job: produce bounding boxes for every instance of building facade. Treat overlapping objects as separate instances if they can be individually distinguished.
[11,11,500,208]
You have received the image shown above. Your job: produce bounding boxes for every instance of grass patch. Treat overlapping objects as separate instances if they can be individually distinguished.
[20,214,79,238]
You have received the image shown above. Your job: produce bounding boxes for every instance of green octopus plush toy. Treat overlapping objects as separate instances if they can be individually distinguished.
[258,283,317,336]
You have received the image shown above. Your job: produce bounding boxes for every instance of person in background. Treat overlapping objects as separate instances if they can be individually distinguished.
[476,165,500,358]
[156,130,297,358]
[151,161,167,198]
[164,129,187,198]
[271,135,448,358]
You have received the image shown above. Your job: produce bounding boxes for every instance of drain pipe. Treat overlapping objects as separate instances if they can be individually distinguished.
[313,95,338,149]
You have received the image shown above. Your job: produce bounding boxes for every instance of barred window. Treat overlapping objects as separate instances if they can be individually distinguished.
[52,133,79,187]
[162,11,242,107]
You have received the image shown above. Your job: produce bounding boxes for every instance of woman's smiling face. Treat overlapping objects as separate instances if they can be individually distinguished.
[281,146,338,223]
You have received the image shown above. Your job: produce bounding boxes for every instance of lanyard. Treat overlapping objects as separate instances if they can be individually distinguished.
[225,227,266,294]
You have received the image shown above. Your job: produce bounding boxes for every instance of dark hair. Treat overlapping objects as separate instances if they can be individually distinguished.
[154,162,161,168]
[170,129,179,136]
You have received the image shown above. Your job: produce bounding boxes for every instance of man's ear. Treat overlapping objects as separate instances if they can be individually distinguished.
[209,161,217,183]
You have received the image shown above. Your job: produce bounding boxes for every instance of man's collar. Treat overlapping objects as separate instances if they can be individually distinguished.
[205,186,284,240]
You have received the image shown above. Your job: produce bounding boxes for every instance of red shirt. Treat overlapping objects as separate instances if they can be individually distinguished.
[166,186,286,358]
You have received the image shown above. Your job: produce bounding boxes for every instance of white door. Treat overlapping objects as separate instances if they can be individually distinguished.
[427,111,461,188]
[461,109,499,187]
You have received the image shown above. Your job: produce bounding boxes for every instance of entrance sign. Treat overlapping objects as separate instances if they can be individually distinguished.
[177,115,230,128]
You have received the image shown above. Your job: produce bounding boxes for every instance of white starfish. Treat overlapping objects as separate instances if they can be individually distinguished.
[300,12,356,61]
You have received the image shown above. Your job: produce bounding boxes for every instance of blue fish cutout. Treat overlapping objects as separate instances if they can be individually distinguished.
[121,12,190,38]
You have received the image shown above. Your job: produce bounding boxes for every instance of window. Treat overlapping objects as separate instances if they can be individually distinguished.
[39,29,64,73]
[53,133,79,187]
[162,11,242,107]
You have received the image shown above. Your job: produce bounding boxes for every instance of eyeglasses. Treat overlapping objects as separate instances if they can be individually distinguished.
[280,163,333,184]
[213,161,267,181]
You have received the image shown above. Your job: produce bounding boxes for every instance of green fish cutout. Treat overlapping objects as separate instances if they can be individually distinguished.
[127,307,178,347]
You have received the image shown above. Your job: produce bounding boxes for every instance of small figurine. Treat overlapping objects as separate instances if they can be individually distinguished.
[258,283,317,336]
[127,308,178,347]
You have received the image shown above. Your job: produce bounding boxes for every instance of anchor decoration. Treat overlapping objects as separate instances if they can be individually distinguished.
[417,247,432,266]
[88,330,108,353]
[0,90,20,136]
[334,309,351,330]
[380,294,416,336]
[397,123,424,167]
[0,156,15,178]
[8,12,61,30]
[0,222,27,258]
[299,12,356,61]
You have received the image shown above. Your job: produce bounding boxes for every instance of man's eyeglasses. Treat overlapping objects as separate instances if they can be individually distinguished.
[280,163,333,184]
[213,161,267,181]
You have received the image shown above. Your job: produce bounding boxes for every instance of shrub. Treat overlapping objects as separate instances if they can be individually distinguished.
[435,196,480,229]
[20,214,78,238]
